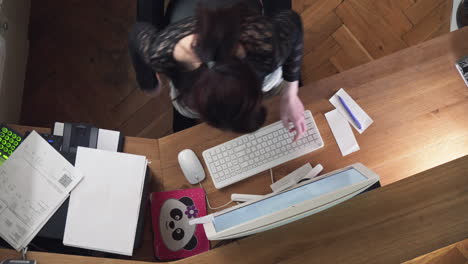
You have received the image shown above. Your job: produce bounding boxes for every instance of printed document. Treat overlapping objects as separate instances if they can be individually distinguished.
[0,131,83,250]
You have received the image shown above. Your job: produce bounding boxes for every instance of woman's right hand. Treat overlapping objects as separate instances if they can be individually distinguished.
[280,81,306,142]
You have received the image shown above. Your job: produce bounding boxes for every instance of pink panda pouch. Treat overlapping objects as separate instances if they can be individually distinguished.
[150,188,209,260]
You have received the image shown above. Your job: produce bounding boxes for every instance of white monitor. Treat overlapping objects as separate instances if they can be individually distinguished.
[202,163,379,240]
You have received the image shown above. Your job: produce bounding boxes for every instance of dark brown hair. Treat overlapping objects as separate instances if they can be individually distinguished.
[177,2,266,133]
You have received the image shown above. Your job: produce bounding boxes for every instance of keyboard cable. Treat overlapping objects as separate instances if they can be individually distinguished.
[197,179,235,210]
[196,168,276,210]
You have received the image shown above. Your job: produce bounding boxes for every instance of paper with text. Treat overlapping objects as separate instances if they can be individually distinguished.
[0,131,83,250]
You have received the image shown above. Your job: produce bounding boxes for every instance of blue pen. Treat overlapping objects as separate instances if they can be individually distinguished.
[338,95,362,129]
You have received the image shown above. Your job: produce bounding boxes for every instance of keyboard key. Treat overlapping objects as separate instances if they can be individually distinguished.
[234,145,246,152]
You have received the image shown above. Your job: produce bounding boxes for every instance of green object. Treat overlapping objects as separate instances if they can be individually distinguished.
[0,124,23,159]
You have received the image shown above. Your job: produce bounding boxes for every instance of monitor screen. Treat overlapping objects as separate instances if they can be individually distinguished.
[213,168,367,232]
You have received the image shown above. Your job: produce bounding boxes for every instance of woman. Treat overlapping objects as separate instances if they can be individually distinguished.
[129,0,306,141]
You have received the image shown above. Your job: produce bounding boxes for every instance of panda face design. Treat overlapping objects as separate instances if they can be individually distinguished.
[159,197,198,252]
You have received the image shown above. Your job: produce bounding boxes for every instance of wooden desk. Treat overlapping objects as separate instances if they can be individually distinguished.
[159,26,468,207]
[2,26,468,263]
[1,153,467,263]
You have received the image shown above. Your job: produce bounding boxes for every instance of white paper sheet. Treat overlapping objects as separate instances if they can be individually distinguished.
[0,131,83,250]
[451,0,462,32]
[329,88,373,134]
[97,129,121,152]
[63,147,147,256]
[325,109,360,156]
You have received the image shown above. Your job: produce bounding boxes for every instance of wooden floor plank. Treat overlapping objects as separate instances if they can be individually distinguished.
[402,0,451,46]
[394,0,417,10]
[404,0,445,25]
[303,12,343,55]
[292,0,306,13]
[137,108,173,139]
[302,36,341,83]
[303,60,340,84]
[117,95,172,138]
[335,0,409,59]
[351,0,413,37]
[303,36,341,68]
[301,0,343,32]
[330,24,373,71]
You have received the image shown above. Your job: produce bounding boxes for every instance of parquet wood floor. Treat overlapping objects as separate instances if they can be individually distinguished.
[19,0,452,138]
[298,0,452,84]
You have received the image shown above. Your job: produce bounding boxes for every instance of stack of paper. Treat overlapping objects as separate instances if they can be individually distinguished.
[63,147,147,256]
[0,131,83,250]
[326,88,373,156]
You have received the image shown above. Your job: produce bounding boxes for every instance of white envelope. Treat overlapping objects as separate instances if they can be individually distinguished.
[329,88,373,134]
[325,109,360,156]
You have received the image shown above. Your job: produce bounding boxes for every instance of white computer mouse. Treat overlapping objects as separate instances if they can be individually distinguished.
[178,149,206,184]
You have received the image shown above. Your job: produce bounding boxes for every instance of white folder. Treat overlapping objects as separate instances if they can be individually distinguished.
[63,147,147,256]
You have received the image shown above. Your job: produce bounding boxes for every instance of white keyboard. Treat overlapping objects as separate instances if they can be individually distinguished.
[202,110,324,189]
